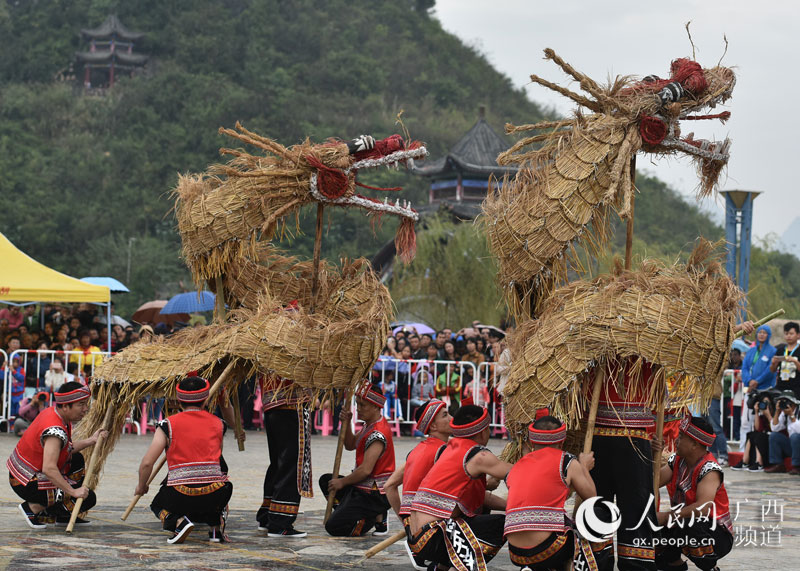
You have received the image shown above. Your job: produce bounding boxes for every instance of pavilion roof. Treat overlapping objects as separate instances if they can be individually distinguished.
[81,15,145,41]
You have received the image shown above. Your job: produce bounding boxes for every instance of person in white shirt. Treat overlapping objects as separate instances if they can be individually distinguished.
[764,391,800,474]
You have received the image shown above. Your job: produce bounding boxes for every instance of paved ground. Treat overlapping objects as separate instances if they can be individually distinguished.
[0,430,796,569]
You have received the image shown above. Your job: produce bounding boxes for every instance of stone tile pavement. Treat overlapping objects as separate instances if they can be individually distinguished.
[0,432,796,569]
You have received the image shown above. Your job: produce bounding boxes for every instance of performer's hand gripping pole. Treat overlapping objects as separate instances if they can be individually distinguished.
[66,406,114,533]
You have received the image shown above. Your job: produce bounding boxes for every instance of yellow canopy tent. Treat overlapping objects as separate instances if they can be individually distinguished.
[0,232,110,303]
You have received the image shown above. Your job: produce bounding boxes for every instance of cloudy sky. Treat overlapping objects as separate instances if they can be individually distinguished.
[435,0,798,241]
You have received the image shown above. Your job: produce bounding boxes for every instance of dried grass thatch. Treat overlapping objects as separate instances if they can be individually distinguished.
[482,49,736,319]
[502,241,744,440]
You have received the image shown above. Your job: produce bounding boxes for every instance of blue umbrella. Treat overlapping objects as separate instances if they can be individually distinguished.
[160,291,216,314]
[81,276,130,293]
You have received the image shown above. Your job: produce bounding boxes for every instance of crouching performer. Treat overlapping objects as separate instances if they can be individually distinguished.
[409,405,511,571]
[8,382,106,528]
[654,416,734,571]
[135,377,233,544]
[505,415,598,570]
[384,399,451,567]
[320,382,396,536]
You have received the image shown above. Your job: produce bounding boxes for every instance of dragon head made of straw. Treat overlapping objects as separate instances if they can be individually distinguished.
[484,49,735,319]
[176,123,427,285]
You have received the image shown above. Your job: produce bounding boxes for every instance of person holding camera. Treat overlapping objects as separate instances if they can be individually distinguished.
[732,381,772,471]
[764,391,800,474]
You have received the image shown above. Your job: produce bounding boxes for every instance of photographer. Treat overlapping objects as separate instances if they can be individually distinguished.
[764,391,800,474]
[737,388,777,471]
[770,322,800,398]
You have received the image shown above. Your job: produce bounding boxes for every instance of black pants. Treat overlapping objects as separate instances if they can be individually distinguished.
[746,431,771,466]
[9,452,96,517]
[655,521,733,571]
[318,473,389,536]
[509,531,574,570]
[257,407,303,531]
[590,434,656,571]
[150,481,233,531]
[408,514,505,570]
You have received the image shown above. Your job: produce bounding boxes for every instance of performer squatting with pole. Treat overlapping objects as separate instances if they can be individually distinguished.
[135,377,233,544]
[654,416,734,571]
[504,416,597,570]
[8,382,107,529]
[256,374,313,538]
[409,405,510,571]
[384,399,452,567]
[320,383,396,537]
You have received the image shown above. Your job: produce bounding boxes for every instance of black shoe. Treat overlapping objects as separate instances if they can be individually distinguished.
[19,502,47,530]
[372,519,388,536]
[267,527,307,538]
[167,517,194,544]
[749,463,764,472]
[55,516,91,526]
[730,461,748,471]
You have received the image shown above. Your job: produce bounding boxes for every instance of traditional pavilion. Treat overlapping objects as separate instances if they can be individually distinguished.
[411,107,517,206]
[75,15,148,89]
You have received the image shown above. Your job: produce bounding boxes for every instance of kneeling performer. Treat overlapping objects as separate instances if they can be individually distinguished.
[8,382,106,528]
[409,404,511,571]
[505,415,597,570]
[135,377,233,544]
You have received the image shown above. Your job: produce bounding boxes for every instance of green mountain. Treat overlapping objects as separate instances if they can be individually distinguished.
[1,0,796,321]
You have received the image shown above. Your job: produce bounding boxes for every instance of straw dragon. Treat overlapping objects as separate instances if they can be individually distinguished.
[482,50,741,439]
[79,124,427,485]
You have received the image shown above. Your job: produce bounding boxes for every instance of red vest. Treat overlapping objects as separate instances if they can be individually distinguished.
[400,436,447,516]
[165,410,227,486]
[411,437,486,518]
[7,407,72,489]
[505,447,571,534]
[593,361,655,429]
[354,417,395,494]
[666,452,732,533]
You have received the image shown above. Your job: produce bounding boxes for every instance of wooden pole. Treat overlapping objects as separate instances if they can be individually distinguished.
[362,530,407,561]
[232,384,245,452]
[310,204,325,314]
[653,376,666,505]
[121,455,166,521]
[735,309,784,339]
[573,365,606,515]
[324,389,353,524]
[214,275,226,322]
[624,156,636,270]
[66,406,114,533]
[207,360,237,404]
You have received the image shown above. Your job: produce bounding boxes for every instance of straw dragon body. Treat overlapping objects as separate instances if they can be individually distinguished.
[79,124,426,485]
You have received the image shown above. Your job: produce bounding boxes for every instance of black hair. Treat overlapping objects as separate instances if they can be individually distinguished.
[453,404,484,426]
[785,322,800,334]
[414,402,431,423]
[533,415,563,431]
[689,415,714,436]
[179,376,208,392]
[731,348,741,356]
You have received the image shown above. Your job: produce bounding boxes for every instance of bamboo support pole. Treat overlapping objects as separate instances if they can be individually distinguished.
[574,365,606,515]
[361,530,407,561]
[310,204,325,314]
[67,406,114,533]
[735,309,784,338]
[214,275,226,322]
[232,384,245,452]
[324,389,353,524]
[625,156,636,270]
[121,455,166,521]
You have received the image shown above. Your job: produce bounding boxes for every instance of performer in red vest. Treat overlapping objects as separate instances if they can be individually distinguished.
[135,377,233,544]
[320,381,396,537]
[8,382,106,529]
[384,399,451,568]
[256,373,313,538]
[505,416,597,570]
[654,416,734,571]
[409,404,511,571]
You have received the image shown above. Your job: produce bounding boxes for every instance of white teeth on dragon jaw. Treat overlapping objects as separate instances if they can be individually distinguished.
[395,199,401,207]
[384,197,388,204]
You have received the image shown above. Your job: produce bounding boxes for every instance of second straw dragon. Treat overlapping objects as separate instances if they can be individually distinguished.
[80,125,427,531]
[482,49,740,571]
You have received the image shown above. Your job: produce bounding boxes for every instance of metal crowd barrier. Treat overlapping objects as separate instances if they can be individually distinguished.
[1,348,112,430]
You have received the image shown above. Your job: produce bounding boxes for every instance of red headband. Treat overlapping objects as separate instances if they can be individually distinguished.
[528,422,567,445]
[417,399,446,435]
[680,416,715,447]
[176,379,210,404]
[54,385,91,404]
[450,408,490,438]
[357,381,386,409]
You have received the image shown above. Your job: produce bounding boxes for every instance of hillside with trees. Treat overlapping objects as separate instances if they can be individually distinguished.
[1,0,796,322]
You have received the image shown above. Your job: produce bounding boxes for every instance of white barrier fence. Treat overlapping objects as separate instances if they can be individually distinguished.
[1,349,112,426]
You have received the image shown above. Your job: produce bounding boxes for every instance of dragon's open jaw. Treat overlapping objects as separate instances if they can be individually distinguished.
[309,144,427,223]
